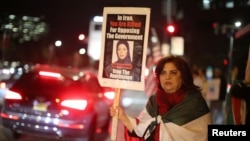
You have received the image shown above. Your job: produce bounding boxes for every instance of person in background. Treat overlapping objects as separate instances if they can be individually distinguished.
[110,55,211,141]
[209,67,227,124]
[226,47,250,124]
[193,67,208,100]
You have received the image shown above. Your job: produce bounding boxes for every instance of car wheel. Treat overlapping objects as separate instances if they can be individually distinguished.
[72,116,97,141]
[2,127,20,141]
[87,117,97,141]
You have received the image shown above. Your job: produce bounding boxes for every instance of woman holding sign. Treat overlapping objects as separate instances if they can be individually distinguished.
[110,55,211,141]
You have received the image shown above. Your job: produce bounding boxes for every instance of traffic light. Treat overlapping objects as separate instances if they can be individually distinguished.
[165,23,177,35]
[212,22,220,35]
[223,59,228,65]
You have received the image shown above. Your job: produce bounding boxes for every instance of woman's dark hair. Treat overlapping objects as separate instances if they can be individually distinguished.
[155,55,200,91]
[116,40,131,63]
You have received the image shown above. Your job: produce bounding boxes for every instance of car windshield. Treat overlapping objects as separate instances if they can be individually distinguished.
[12,71,76,91]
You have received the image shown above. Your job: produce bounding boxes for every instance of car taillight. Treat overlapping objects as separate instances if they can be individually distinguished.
[61,100,87,110]
[0,82,6,89]
[39,71,62,79]
[104,91,115,100]
[0,113,19,120]
[5,90,22,100]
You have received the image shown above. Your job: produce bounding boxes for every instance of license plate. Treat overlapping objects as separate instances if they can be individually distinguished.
[33,103,48,111]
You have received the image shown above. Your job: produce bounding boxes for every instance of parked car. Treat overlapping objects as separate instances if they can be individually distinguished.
[0,65,113,141]
[0,66,23,105]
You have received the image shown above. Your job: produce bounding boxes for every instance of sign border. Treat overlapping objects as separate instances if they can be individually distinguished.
[98,7,151,91]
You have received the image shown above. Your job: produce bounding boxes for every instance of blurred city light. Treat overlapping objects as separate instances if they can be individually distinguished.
[1,14,48,43]
[54,40,62,47]
[151,36,158,43]
[234,21,242,28]
[0,0,249,72]
[78,34,85,41]
[93,16,103,22]
[166,24,175,34]
[87,16,102,60]
[170,36,184,56]
[79,48,86,55]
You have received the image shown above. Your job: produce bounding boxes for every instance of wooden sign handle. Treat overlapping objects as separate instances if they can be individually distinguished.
[111,88,121,141]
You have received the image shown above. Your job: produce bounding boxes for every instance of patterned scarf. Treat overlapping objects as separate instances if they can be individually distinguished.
[155,88,187,115]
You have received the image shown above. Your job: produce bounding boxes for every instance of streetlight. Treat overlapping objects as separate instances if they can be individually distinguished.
[54,40,62,47]
[78,34,85,41]
[79,48,86,55]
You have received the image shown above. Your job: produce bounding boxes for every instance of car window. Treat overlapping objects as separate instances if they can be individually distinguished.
[89,77,102,94]
[79,73,103,98]
[12,71,74,92]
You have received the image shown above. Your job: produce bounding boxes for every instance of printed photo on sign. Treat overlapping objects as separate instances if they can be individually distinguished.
[98,7,150,91]
[104,40,140,82]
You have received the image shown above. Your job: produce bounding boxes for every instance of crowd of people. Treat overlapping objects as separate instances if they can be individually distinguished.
[192,66,227,125]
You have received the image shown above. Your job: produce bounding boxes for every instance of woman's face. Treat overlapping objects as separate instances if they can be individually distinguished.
[117,44,128,60]
[159,62,183,94]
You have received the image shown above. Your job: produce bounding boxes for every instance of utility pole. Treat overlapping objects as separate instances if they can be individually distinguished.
[162,0,176,55]
[228,28,234,85]
[221,24,242,85]
[165,0,173,23]
[227,23,250,84]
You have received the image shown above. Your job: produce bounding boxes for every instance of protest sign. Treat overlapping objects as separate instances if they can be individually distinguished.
[98,7,151,91]
[98,7,151,141]
[206,78,221,100]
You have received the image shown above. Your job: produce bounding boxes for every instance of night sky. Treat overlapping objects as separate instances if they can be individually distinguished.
[0,0,163,45]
